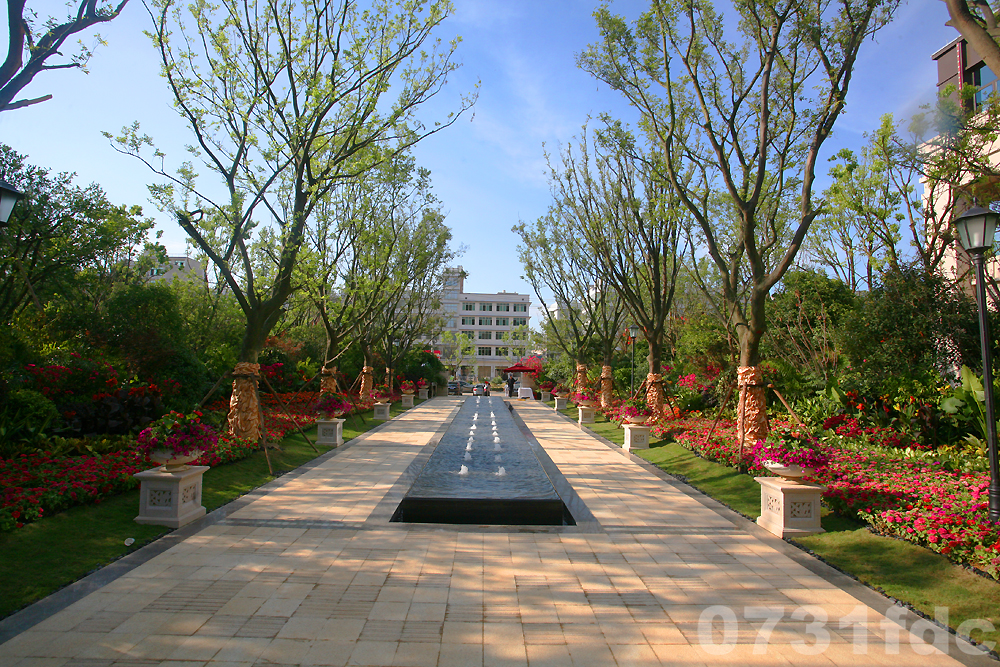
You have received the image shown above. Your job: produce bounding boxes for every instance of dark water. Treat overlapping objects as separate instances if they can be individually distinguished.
[392,397,571,525]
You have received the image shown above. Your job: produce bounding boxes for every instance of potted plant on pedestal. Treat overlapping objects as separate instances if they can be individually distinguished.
[136,411,219,472]
[751,425,830,481]
[372,384,392,403]
[620,397,653,425]
[400,380,416,395]
[572,390,599,408]
[314,393,351,419]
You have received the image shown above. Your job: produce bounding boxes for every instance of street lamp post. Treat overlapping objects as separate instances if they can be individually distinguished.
[629,324,639,396]
[0,179,23,224]
[955,205,1000,522]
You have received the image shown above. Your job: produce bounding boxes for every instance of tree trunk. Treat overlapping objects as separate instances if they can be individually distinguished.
[320,365,338,395]
[228,361,262,441]
[737,365,768,452]
[575,362,588,391]
[644,340,665,415]
[600,365,614,410]
[360,366,374,399]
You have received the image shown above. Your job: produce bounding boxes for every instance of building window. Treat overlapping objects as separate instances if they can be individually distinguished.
[478,346,492,356]
[444,303,458,312]
[495,331,506,340]
[496,346,509,356]
[480,303,493,311]
[176,261,185,270]
[462,303,475,311]
[446,319,455,328]
[478,331,492,340]
[444,290,458,299]
[513,317,527,326]
[495,317,509,326]
[462,330,474,339]
[478,317,492,326]
[462,317,476,325]
[513,303,527,312]
[496,303,510,312]
[975,64,999,108]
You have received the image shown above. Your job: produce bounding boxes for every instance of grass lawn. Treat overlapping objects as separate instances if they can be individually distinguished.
[558,407,1000,649]
[0,399,421,621]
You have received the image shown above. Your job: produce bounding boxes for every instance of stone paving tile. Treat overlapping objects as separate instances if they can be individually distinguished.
[0,399,980,667]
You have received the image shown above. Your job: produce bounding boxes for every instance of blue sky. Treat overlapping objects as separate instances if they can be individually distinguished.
[0,0,958,305]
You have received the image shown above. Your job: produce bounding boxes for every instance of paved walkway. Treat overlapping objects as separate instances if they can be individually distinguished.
[0,398,992,667]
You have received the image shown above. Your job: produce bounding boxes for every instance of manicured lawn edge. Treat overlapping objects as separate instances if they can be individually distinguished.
[562,407,1000,654]
[0,398,426,622]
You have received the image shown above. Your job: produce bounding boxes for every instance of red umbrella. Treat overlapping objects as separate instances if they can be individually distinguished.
[503,363,535,373]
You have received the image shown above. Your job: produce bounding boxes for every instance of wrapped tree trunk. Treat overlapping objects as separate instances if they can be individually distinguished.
[359,366,374,399]
[600,365,614,410]
[737,365,768,449]
[229,362,262,441]
[575,363,588,391]
[645,373,664,416]
[320,366,338,395]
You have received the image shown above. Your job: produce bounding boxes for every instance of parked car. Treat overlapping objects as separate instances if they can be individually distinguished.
[448,381,473,395]
[472,384,486,396]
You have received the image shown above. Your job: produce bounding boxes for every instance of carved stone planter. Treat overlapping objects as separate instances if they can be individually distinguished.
[541,391,551,402]
[554,396,569,410]
[374,402,391,420]
[418,388,429,400]
[755,476,826,538]
[578,406,596,425]
[623,424,651,452]
[316,418,344,446]
[401,393,415,408]
[135,465,209,528]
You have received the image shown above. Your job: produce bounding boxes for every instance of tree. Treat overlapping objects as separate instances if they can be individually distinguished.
[438,329,475,379]
[0,144,157,322]
[109,0,473,439]
[1,0,129,111]
[542,126,685,413]
[944,0,1000,80]
[579,0,898,445]
[514,188,629,406]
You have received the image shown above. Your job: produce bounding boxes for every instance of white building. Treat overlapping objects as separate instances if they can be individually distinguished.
[435,266,531,381]
[147,256,208,284]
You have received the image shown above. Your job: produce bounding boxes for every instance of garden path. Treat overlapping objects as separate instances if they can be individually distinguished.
[0,397,988,667]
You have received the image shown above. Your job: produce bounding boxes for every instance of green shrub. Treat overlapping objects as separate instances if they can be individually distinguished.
[0,389,59,457]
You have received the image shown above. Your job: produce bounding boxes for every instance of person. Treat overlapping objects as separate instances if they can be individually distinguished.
[484,379,490,396]
[506,374,516,398]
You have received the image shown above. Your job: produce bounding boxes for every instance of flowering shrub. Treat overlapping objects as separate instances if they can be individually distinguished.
[661,416,1000,580]
[571,390,598,404]
[0,403,316,533]
[400,380,416,393]
[417,378,429,388]
[136,411,219,458]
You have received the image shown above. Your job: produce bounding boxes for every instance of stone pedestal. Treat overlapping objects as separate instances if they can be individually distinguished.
[418,388,429,400]
[755,477,826,538]
[541,391,551,402]
[135,465,209,528]
[554,396,568,410]
[316,418,344,446]
[374,402,391,420]
[578,406,595,425]
[518,387,534,399]
[623,424,651,452]
[402,393,415,407]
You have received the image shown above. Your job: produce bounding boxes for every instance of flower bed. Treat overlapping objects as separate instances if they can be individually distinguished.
[0,403,318,533]
[661,416,1000,579]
